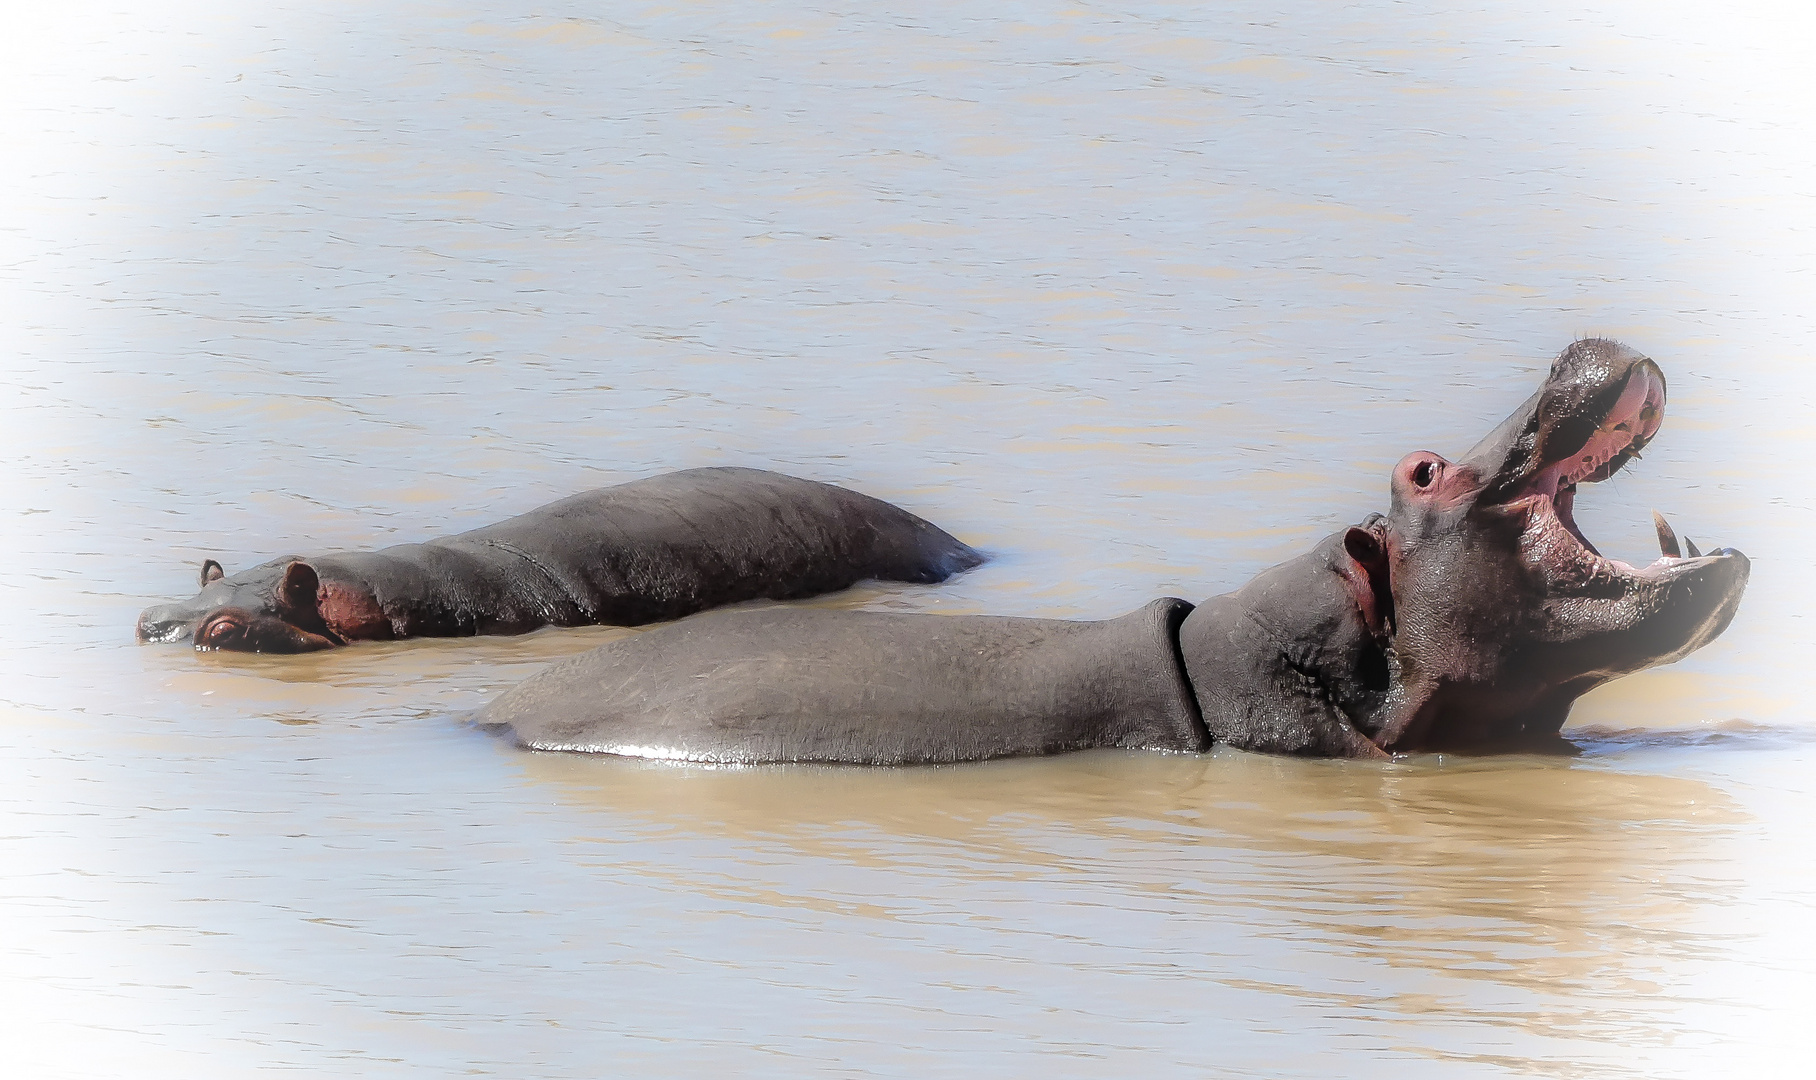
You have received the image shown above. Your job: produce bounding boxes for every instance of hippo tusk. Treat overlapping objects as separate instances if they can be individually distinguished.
[1653,510,1682,559]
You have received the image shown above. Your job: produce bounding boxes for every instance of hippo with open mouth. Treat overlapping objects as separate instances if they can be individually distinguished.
[480,340,1748,760]
[136,468,984,653]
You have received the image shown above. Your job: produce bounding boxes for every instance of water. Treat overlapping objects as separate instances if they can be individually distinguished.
[3,1,1814,1075]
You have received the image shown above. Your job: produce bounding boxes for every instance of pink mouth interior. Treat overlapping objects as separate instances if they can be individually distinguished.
[1515,365,1679,573]
[1528,366,1666,500]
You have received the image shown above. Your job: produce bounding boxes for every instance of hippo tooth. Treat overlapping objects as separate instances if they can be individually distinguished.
[1685,536,1702,559]
[1652,510,1682,558]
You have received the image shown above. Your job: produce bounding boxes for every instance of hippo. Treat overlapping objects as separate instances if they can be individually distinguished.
[136,467,983,653]
[479,340,1749,760]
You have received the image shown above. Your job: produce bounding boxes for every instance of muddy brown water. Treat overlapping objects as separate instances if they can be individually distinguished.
[3,2,1814,1076]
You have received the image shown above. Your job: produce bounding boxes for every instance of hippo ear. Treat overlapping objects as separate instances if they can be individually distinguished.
[277,560,321,617]
[200,559,225,587]
[1341,525,1393,638]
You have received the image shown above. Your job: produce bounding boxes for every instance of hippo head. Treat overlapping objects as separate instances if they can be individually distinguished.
[1363,339,1749,751]
[135,558,344,653]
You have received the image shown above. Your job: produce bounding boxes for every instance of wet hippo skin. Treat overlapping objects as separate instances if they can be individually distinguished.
[137,467,984,653]
[480,341,1750,760]
[493,599,1204,765]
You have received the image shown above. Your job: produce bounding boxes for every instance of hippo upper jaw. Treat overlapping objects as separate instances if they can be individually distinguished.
[1462,338,1667,502]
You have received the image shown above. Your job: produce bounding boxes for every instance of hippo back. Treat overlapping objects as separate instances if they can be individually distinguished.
[437,467,984,626]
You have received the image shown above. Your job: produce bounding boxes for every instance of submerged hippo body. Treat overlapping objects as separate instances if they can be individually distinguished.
[493,599,1205,764]
[480,341,1750,759]
[137,467,984,653]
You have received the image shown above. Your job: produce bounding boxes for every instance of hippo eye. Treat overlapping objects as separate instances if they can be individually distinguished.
[1412,460,1438,488]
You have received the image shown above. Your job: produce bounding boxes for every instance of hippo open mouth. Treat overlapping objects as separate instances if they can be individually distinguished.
[1507,355,1737,589]
[1374,339,1751,752]
[1524,355,1664,557]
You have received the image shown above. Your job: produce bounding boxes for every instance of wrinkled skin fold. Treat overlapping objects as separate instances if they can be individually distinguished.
[136,468,984,653]
[480,340,1749,761]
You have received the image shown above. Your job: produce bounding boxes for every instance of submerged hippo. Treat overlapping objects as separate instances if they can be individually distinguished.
[481,340,1749,759]
[137,467,983,653]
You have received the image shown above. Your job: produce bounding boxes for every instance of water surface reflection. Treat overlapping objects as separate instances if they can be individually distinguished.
[514,738,1790,1074]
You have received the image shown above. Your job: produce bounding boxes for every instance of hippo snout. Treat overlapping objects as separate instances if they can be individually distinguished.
[135,604,198,644]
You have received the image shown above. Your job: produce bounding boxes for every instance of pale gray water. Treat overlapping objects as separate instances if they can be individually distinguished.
[3,1,1814,1076]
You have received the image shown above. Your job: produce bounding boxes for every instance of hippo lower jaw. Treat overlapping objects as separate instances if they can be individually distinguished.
[1515,487,1749,680]
[1504,396,1748,670]
[1518,486,1742,594]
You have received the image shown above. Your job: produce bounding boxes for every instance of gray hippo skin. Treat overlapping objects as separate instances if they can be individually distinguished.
[493,599,1203,764]
[137,467,983,653]
[479,340,1749,759]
